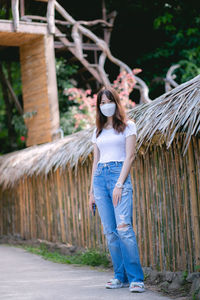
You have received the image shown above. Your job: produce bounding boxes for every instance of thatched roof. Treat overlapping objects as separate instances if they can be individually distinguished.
[128,74,200,156]
[0,74,200,189]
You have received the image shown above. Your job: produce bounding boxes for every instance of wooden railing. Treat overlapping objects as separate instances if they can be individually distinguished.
[11,0,55,33]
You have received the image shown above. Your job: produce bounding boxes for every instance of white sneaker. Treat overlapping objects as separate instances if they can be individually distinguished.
[129,281,145,292]
[105,278,123,289]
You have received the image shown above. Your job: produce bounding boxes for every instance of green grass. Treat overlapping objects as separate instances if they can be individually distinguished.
[15,243,110,268]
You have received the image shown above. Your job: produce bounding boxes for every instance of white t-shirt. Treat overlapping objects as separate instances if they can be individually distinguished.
[91,120,137,163]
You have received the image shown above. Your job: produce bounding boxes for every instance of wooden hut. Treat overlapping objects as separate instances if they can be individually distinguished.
[0,75,200,273]
[0,8,60,146]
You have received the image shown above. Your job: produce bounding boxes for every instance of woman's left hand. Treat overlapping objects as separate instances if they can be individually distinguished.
[112,186,122,207]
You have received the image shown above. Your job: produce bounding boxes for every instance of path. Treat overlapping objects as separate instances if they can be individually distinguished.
[0,244,173,300]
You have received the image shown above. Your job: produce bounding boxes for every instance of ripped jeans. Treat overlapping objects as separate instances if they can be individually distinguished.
[93,161,144,284]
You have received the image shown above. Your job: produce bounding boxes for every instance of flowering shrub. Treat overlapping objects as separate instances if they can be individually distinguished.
[63,68,142,129]
[20,136,25,142]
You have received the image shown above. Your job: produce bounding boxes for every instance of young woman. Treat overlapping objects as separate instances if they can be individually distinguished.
[89,86,145,293]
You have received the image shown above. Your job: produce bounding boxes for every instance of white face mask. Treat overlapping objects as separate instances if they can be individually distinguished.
[100,102,116,117]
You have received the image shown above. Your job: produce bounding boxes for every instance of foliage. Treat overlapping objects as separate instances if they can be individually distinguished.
[0,62,25,154]
[133,1,200,96]
[152,10,200,82]
[17,243,110,268]
[0,58,78,154]
[56,57,79,114]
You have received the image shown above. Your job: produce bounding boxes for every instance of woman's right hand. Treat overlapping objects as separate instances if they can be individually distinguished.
[89,193,96,212]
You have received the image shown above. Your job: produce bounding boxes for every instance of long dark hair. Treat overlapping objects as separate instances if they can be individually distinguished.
[95,86,130,138]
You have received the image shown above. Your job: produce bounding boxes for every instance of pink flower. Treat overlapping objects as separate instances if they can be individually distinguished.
[20,136,25,141]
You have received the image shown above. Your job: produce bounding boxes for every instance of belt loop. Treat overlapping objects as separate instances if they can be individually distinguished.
[115,161,117,166]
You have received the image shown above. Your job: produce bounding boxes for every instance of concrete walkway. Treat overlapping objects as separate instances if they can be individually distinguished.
[0,244,173,300]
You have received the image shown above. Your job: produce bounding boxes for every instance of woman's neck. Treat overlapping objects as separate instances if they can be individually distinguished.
[105,116,113,126]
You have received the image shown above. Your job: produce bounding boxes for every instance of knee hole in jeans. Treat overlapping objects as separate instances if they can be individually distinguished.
[117,223,129,232]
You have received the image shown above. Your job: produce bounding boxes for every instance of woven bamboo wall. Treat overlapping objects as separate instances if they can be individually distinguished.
[20,35,59,146]
[0,136,199,272]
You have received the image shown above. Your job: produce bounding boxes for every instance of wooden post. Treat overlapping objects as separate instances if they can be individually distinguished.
[47,0,55,34]
[12,0,19,31]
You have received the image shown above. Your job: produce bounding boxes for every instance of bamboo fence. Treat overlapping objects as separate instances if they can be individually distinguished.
[0,134,199,272]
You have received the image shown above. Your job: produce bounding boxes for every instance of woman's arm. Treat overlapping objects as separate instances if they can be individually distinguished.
[89,143,100,195]
[116,134,137,185]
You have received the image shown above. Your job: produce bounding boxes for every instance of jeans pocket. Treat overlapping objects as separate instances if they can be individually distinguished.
[121,187,129,196]
[122,181,133,192]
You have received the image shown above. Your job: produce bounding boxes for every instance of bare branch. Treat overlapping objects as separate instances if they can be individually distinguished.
[72,22,83,60]
[98,54,110,86]
[165,64,180,92]
[0,63,23,115]
[134,76,151,104]
[76,19,113,28]
[55,1,151,103]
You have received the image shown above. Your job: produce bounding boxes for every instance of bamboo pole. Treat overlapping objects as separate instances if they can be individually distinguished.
[78,163,85,247]
[150,149,158,269]
[60,169,69,244]
[171,143,180,270]
[188,139,200,268]
[153,148,163,271]
[65,167,72,245]
[32,176,37,239]
[44,175,51,241]
[192,136,200,210]
[131,164,137,233]
[84,161,91,248]
[68,168,77,244]
[160,147,171,269]
[174,140,187,270]
[19,180,24,238]
[164,149,176,271]
[30,177,36,239]
[49,170,56,242]
[0,188,3,235]
[73,168,80,246]
[134,160,142,259]
[15,186,20,235]
[179,135,191,270]
[140,157,148,266]
[81,164,88,247]
[56,169,66,243]
[24,176,29,239]
[158,147,167,270]
[145,152,154,267]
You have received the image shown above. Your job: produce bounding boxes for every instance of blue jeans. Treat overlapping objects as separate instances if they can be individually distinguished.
[93,161,144,284]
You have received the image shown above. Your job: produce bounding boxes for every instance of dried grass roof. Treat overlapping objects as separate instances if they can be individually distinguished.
[0,74,200,189]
